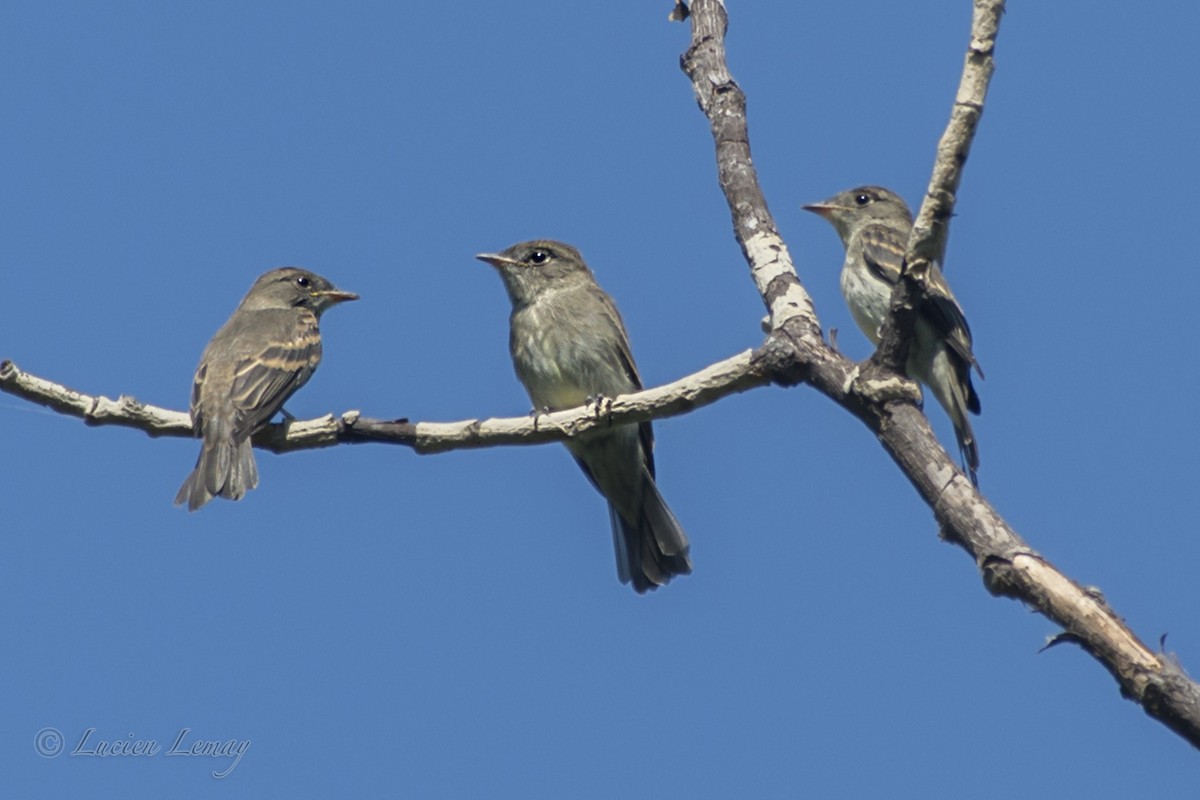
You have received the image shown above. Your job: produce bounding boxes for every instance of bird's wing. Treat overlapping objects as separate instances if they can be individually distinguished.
[922,266,982,377]
[228,316,323,439]
[187,361,207,430]
[859,223,906,287]
[593,289,657,477]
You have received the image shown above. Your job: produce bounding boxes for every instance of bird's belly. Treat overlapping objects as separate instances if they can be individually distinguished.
[512,330,591,410]
[840,267,890,344]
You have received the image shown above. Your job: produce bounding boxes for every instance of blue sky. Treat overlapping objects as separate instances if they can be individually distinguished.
[4,2,1199,796]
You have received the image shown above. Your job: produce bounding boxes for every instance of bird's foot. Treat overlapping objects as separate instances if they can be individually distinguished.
[528,405,552,432]
[585,394,614,425]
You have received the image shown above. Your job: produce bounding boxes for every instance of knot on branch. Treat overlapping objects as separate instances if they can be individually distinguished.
[840,353,922,409]
[85,393,143,426]
[752,331,806,387]
[979,552,1024,598]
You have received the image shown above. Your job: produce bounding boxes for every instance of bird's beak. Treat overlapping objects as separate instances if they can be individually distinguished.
[801,201,838,219]
[475,253,519,269]
[313,289,359,304]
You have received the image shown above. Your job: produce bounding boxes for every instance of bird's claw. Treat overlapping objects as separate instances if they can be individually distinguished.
[586,394,614,424]
[528,405,551,431]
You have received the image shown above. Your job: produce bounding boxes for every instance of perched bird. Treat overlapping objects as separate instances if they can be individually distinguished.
[803,186,983,483]
[476,240,692,593]
[175,267,358,511]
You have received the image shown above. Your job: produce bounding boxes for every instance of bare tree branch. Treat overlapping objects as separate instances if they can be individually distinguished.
[0,351,769,455]
[677,0,1200,749]
[910,0,1004,268]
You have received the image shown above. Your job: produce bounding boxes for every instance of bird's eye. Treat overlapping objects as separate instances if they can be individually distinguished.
[854,193,872,206]
[295,275,311,288]
[528,250,550,265]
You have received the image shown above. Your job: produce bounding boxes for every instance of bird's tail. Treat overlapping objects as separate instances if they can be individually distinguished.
[954,416,980,487]
[924,348,982,487]
[174,424,259,511]
[611,470,693,594]
[950,373,981,487]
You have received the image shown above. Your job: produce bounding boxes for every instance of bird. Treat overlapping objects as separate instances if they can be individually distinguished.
[175,267,358,511]
[803,185,983,483]
[476,240,692,593]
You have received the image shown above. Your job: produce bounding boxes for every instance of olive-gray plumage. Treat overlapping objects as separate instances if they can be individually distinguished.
[477,240,692,593]
[803,185,983,483]
[175,267,358,511]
